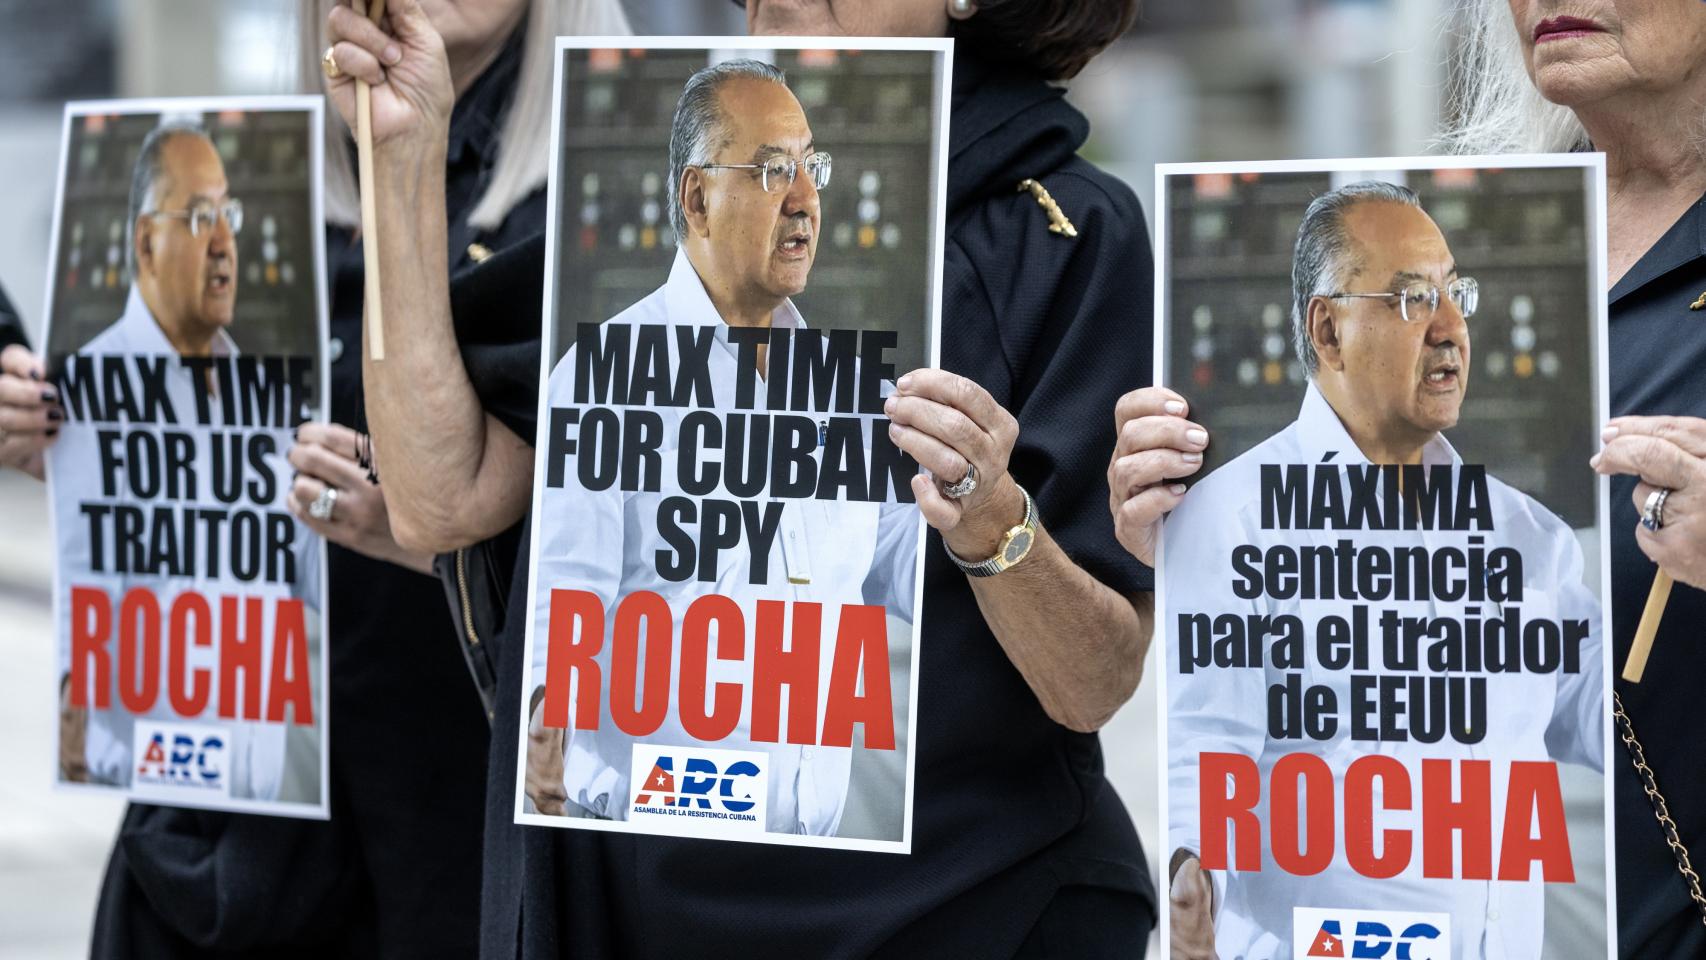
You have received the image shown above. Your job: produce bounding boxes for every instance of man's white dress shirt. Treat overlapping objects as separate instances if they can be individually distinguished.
[1165,382,1604,960]
[532,250,917,836]
[51,286,319,800]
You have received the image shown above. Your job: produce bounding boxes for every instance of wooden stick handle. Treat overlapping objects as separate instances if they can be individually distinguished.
[1622,570,1672,683]
[355,0,388,361]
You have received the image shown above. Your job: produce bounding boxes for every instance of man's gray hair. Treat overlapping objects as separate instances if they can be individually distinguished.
[668,58,789,240]
[126,122,216,274]
[1291,180,1422,375]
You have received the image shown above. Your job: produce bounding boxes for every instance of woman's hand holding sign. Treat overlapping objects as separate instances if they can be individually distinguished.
[885,367,1145,733]
[288,421,433,575]
[884,368,1024,556]
[1108,386,1208,567]
[0,345,62,481]
[1594,415,1706,589]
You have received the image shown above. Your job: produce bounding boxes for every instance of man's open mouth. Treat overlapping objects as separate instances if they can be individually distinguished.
[778,227,811,256]
[1424,362,1460,386]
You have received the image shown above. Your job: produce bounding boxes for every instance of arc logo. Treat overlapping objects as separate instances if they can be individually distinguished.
[628,745,767,835]
[132,722,231,799]
[1294,908,1449,960]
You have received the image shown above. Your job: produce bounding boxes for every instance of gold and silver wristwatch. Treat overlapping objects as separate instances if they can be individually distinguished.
[944,485,1037,577]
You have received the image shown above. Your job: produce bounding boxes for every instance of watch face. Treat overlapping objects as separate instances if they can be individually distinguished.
[1004,530,1034,564]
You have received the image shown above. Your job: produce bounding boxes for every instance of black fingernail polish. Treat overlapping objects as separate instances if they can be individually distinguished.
[45,428,58,437]
[47,408,63,422]
[41,390,56,403]
[28,369,41,381]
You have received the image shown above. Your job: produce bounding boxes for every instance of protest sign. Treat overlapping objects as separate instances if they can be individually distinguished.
[44,98,329,818]
[514,38,949,852]
[1155,157,1614,958]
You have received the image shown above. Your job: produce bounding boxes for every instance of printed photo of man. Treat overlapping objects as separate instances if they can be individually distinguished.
[1159,181,1604,959]
[525,59,916,838]
[53,121,318,802]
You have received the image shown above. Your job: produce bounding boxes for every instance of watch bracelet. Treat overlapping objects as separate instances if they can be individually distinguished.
[942,484,1036,576]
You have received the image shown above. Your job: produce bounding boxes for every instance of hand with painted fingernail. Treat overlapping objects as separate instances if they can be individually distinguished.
[1107,386,1208,567]
[0,344,63,481]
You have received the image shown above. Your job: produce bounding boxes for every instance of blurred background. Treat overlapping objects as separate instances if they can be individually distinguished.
[0,0,1493,955]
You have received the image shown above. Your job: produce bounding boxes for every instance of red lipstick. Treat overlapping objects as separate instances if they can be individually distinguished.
[1534,15,1604,44]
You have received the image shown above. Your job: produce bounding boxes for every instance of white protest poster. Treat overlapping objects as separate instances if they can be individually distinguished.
[514,38,949,852]
[44,98,329,818]
[1154,156,1614,958]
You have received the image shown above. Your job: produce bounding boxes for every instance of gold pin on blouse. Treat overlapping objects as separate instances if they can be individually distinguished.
[467,242,494,264]
[1016,178,1078,238]
[1691,290,1705,310]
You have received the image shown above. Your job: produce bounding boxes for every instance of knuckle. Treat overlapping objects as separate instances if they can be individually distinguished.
[1119,418,1143,452]
[953,374,979,406]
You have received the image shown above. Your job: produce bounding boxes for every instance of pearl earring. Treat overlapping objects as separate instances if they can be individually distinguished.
[950,0,975,16]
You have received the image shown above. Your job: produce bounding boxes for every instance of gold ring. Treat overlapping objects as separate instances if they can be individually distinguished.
[322,46,342,80]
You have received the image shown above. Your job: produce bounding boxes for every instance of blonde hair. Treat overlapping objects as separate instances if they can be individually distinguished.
[296,0,632,230]
[1436,0,1590,154]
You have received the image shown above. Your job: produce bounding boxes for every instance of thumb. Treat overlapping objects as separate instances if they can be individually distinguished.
[1171,858,1207,907]
[375,0,434,42]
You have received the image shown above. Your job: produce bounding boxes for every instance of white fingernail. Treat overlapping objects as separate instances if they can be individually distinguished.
[1186,428,1207,445]
[1601,425,1619,440]
[1164,400,1185,415]
[1169,483,1187,495]
[1181,452,1202,463]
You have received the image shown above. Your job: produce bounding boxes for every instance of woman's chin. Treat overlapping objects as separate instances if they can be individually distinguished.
[1529,57,1627,110]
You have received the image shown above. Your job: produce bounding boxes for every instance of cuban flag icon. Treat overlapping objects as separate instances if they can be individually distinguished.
[634,758,676,806]
[1307,921,1345,958]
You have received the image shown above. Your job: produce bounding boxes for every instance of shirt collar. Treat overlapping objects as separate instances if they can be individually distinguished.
[663,248,804,333]
[1609,189,1706,305]
[1294,379,1458,468]
[117,285,237,358]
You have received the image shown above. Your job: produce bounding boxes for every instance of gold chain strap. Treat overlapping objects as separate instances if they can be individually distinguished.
[1614,692,1706,926]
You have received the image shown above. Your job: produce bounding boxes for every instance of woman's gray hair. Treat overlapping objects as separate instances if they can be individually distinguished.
[1292,180,1422,374]
[667,59,789,240]
[1436,0,1589,154]
[297,0,632,232]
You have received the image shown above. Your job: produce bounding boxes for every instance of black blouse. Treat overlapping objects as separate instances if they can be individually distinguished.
[1607,191,1706,959]
[474,55,1159,959]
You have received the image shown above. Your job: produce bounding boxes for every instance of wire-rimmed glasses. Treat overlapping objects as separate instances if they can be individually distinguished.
[698,152,832,194]
[145,198,244,238]
[1327,276,1479,323]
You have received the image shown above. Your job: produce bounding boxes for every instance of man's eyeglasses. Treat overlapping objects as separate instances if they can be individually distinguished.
[145,198,244,239]
[1326,276,1479,324]
[698,152,832,194]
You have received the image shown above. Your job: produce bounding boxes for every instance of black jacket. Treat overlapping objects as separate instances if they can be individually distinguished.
[1608,191,1706,959]
[474,54,1159,959]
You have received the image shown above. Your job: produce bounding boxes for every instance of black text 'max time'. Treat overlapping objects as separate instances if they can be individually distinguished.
[572,322,897,414]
